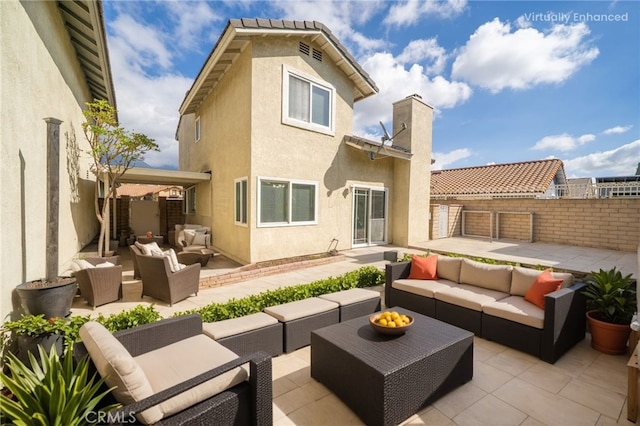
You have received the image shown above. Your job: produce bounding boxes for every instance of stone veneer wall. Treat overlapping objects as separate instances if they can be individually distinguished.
[431,198,640,252]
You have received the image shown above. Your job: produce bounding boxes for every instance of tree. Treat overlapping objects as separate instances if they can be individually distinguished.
[82,99,158,257]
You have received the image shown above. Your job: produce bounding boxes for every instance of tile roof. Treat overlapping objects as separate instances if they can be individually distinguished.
[180,18,378,114]
[117,184,181,198]
[430,159,566,198]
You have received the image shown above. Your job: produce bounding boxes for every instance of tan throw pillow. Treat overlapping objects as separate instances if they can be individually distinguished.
[192,231,207,246]
[79,322,162,424]
[183,229,196,246]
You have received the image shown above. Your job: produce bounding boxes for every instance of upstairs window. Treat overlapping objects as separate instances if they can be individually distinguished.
[195,116,201,142]
[282,66,335,135]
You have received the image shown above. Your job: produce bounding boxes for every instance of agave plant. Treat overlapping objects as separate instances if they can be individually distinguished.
[0,345,118,426]
[583,267,636,324]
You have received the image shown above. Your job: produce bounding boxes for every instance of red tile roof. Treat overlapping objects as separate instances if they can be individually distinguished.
[117,184,181,198]
[431,159,566,198]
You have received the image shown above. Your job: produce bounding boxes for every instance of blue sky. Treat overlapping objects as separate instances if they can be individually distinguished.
[102,0,639,178]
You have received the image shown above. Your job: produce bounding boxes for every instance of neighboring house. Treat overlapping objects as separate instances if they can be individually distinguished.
[1,0,115,319]
[430,159,567,200]
[118,184,184,200]
[595,175,640,198]
[176,19,434,264]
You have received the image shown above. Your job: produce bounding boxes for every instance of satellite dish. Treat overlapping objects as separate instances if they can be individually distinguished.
[380,121,391,144]
[369,122,408,160]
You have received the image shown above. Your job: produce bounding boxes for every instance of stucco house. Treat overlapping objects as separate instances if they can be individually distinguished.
[1,0,115,319]
[176,19,434,264]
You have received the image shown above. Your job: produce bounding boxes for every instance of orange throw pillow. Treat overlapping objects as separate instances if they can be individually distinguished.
[408,254,438,280]
[524,269,563,309]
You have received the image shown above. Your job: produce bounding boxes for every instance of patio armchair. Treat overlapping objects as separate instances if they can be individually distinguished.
[74,315,273,426]
[135,249,201,306]
[75,257,123,309]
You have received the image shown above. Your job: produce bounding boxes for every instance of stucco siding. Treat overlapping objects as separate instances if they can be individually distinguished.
[1,1,98,319]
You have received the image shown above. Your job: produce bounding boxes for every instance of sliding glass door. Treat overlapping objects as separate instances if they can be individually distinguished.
[352,187,387,246]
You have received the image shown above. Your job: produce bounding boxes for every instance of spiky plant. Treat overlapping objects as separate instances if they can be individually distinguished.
[0,345,118,425]
[583,267,636,324]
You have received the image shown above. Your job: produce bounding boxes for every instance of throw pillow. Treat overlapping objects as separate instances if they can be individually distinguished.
[95,261,115,268]
[524,269,564,309]
[183,229,196,246]
[192,231,207,246]
[164,249,181,273]
[74,259,95,270]
[408,254,438,280]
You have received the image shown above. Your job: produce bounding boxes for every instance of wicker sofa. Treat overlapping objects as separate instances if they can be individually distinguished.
[385,256,587,363]
[74,315,272,425]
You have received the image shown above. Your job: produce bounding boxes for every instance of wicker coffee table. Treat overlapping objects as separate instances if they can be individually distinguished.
[310,307,473,426]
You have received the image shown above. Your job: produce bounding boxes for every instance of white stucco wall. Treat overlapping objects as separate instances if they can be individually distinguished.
[0,1,99,320]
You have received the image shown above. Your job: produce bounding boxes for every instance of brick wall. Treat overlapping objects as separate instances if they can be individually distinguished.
[101,197,185,241]
[432,198,640,252]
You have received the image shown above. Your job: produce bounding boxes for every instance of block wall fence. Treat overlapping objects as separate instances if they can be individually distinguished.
[431,198,640,252]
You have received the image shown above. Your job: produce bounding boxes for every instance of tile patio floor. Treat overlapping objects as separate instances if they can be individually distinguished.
[71,238,639,425]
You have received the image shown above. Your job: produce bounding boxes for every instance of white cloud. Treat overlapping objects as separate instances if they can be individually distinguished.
[162,2,222,50]
[451,19,599,92]
[431,148,472,170]
[110,14,173,70]
[532,133,596,152]
[563,140,640,177]
[602,125,633,135]
[385,0,467,26]
[397,39,448,75]
[354,52,472,135]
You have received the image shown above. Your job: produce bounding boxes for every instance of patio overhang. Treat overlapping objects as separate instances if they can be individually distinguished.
[344,135,413,161]
[118,167,211,186]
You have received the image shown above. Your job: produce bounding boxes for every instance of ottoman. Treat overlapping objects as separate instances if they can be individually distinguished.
[319,288,381,321]
[203,312,283,356]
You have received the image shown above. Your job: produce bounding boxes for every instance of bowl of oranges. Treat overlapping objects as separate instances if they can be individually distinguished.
[370,311,413,335]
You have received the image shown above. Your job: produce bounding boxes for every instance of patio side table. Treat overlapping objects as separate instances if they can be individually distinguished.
[311,308,473,426]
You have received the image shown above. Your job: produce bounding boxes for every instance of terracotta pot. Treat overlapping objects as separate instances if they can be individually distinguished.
[586,310,631,355]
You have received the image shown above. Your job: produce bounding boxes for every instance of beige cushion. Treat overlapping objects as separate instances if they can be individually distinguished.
[79,322,162,424]
[459,258,513,293]
[393,278,457,298]
[510,267,575,297]
[435,283,510,311]
[135,335,248,421]
[95,261,116,268]
[135,241,161,256]
[192,231,207,246]
[203,312,278,340]
[436,256,462,283]
[183,229,196,246]
[263,297,338,322]
[483,296,545,329]
[74,259,95,270]
[318,288,380,306]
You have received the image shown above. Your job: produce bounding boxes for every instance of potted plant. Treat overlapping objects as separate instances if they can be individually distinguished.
[0,315,90,365]
[0,345,118,425]
[15,278,78,319]
[82,99,158,257]
[583,267,636,355]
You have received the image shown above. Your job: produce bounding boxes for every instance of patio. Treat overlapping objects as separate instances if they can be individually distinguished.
[71,239,638,425]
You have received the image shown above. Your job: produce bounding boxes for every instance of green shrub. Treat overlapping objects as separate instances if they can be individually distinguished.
[95,305,162,333]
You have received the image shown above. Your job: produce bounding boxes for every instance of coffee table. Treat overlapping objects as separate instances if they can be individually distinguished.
[310,307,473,426]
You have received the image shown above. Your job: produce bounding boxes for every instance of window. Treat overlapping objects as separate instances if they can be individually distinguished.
[183,186,196,214]
[258,177,317,226]
[195,116,201,142]
[235,178,248,225]
[282,66,335,135]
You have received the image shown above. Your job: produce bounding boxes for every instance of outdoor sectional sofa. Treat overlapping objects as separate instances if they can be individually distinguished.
[385,255,587,363]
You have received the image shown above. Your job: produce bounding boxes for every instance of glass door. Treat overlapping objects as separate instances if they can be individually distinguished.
[352,187,387,246]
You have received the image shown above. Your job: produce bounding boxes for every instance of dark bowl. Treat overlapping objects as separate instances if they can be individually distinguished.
[369,313,414,335]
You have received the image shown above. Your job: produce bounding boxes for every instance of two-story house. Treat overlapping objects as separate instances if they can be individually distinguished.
[176,19,434,264]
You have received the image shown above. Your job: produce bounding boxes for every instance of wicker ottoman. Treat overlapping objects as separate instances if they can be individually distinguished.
[203,312,283,357]
[319,288,381,321]
[177,251,211,267]
[264,297,339,353]
[311,308,473,426]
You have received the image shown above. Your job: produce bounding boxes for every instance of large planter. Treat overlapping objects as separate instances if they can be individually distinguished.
[16,277,77,318]
[586,310,631,355]
[15,333,64,364]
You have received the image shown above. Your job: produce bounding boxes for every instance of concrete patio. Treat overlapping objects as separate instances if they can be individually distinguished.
[70,239,639,425]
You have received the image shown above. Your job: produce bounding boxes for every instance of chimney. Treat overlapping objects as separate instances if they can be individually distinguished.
[390,95,434,246]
